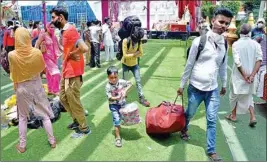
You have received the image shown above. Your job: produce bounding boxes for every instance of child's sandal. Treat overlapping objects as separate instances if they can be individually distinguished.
[115,138,122,147]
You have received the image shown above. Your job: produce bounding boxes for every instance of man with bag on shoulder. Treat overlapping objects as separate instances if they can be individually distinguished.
[177,8,233,161]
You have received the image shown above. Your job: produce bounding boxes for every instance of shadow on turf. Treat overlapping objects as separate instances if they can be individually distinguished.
[1,46,164,161]
[62,47,171,161]
[111,127,143,141]
[148,125,205,148]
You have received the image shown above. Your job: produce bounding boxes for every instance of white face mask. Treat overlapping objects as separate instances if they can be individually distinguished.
[257,23,264,28]
[211,31,224,43]
[39,24,44,29]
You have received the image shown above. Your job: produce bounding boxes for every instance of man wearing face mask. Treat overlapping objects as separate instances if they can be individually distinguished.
[177,8,233,161]
[27,20,33,35]
[31,21,44,39]
[50,6,90,138]
[251,18,266,42]
[102,17,115,62]
[226,24,262,127]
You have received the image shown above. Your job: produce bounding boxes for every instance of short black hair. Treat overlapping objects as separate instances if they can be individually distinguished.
[33,21,40,29]
[50,6,68,21]
[213,8,233,19]
[13,25,19,33]
[7,21,13,26]
[104,17,110,23]
[86,21,92,27]
[92,19,98,25]
[107,66,118,76]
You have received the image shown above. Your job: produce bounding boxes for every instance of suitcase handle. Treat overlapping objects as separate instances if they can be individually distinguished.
[174,94,184,108]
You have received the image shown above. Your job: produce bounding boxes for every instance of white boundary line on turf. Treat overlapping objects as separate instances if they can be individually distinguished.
[217,117,248,161]
[1,83,13,91]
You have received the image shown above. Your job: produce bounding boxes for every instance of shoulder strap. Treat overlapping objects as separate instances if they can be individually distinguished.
[196,34,207,61]
[127,37,131,50]
[222,39,228,63]
[137,40,141,51]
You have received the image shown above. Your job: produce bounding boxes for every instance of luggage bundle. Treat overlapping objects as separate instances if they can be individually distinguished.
[116,16,143,61]
[120,102,141,126]
[145,95,185,135]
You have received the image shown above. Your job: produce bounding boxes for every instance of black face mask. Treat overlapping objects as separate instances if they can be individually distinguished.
[53,19,61,29]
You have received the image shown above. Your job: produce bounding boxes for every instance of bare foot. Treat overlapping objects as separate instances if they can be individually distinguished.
[225,114,237,122]
[16,144,26,153]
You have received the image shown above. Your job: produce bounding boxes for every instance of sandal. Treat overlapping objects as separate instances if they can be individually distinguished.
[208,153,223,162]
[50,142,56,148]
[115,138,122,147]
[249,120,257,127]
[180,131,190,141]
[225,114,237,122]
[16,144,26,153]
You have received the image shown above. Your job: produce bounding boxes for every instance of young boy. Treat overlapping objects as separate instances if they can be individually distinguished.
[105,66,132,147]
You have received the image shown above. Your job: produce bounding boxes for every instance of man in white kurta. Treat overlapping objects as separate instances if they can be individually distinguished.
[102,17,114,62]
[227,24,263,127]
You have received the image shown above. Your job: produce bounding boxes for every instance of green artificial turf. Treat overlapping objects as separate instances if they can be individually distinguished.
[1,39,234,161]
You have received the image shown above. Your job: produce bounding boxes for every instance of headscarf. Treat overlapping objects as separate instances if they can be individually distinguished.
[45,23,60,56]
[9,27,45,83]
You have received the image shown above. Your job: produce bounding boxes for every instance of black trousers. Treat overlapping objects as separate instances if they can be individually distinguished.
[90,42,100,67]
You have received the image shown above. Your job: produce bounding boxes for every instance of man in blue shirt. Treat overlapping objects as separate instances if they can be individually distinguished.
[251,18,265,41]
[186,22,191,38]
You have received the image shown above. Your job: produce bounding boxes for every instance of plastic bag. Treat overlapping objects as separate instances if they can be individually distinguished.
[4,95,17,109]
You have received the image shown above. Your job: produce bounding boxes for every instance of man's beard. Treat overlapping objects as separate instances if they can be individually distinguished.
[53,20,62,29]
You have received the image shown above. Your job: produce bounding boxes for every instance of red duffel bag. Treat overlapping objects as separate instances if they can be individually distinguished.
[146,95,185,134]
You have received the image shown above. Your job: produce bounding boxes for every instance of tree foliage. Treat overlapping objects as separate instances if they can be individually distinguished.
[201,1,240,20]
[221,1,240,16]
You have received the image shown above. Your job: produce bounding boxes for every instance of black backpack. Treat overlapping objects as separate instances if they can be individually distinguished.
[116,38,141,61]
[186,34,228,63]
[32,36,39,47]
[116,16,142,61]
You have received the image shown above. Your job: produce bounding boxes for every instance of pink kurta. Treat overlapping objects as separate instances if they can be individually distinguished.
[39,32,61,94]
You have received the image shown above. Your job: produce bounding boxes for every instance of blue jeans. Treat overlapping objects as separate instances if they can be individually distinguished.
[122,64,144,98]
[109,104,122,127]
[184,84,220,154]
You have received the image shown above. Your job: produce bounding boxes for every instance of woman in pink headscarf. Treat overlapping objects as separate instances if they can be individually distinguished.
[35,22,61,95]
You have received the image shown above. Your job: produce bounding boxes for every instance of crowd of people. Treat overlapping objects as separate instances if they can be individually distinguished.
[0,6,266,161]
